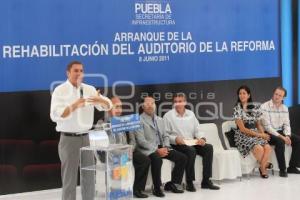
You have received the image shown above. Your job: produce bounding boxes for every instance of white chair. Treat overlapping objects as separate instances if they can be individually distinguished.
[199,123,242,181]
[221,121,257,176]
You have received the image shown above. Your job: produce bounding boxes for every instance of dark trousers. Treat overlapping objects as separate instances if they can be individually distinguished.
[268,133,300,170]
[268,134,287,170]
[290,134,300,167]
[133,151,151,191]
[148,150,187,189]
[172,144,213,183]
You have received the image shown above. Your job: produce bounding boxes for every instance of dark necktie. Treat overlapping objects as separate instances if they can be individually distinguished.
[125,131,130,144]
[153,117,163,147]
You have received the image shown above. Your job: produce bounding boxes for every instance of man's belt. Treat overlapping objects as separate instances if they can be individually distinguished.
[61,132,88,137]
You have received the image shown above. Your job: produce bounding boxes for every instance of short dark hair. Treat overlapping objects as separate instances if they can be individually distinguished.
[274,86,287,97]
[142,96,155,103]
[110,96,121,102]
[173,93,186,101]
[139,96,155,114]
[67,61,83,71]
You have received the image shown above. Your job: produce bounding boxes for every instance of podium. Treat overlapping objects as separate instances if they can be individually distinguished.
[80,144,133,200]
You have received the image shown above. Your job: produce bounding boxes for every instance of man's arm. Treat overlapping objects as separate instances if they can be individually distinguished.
[194,114,205,139]
[61,98,86,118]
[128,132,137,150]
[50,89,85,121]
[193,116,206,146]
[163,115,182,145]
[261,105,280,136]
[281,109,292,145]
[134,126,157,153]
[87,89,112,111]
[155,117,171,147]
[162,134,171,147]
[283,109,292,136]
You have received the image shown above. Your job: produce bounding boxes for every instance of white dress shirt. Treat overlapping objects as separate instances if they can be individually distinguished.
[261,99,291,136]
[163,108,205,144]
[50,80,112,133]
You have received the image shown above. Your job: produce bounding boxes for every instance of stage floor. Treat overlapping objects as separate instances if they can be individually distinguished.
[1,172,299,200]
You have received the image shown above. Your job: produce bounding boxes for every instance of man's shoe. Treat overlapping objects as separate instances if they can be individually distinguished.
[186,182,196,192]
[201,180,220,190]
[152,188,165,197]
[164,182,184,193]
[287,167,300,174]
[133,190,148,198]
[279,170,288,177]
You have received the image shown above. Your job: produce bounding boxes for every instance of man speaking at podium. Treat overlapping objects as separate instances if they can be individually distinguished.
[50,61,112,200]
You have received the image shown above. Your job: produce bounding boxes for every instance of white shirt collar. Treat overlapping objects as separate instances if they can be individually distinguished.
[269,99,283,109]
[66,79,81,89]
[174,108,188,117]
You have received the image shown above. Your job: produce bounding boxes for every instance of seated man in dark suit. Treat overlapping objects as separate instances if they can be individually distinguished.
[135,96,187,197]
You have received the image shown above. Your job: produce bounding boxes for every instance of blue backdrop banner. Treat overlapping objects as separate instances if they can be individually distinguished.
[0,0,280,92]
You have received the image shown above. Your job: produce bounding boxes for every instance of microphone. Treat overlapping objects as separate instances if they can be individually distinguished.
[80,86,83,98]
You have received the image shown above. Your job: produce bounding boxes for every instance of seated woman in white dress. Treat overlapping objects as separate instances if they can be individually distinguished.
[233,85,273,178]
